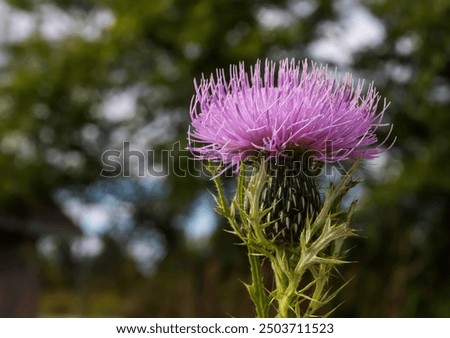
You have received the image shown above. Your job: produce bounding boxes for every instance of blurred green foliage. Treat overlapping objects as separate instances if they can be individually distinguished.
[0,0,449,317]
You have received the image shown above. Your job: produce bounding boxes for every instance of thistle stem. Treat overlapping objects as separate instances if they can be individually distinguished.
[247,247,268,318]
[274,273,294,318]
[271,248,307,318]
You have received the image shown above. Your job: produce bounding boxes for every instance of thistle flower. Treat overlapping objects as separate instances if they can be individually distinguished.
[189,58,390,168]
[188,58,393,317]
[188,58,391,242]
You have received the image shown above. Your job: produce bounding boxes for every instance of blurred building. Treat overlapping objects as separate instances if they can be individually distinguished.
[0,206,80,317]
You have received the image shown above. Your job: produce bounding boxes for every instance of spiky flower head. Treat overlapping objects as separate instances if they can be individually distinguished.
[188,58,391,242]
[188,58,390,170]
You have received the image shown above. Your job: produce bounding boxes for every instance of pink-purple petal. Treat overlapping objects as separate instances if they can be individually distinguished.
[188,58,391,171]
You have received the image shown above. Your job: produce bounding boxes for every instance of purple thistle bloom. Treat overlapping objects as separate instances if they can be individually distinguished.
[188,58,392,171]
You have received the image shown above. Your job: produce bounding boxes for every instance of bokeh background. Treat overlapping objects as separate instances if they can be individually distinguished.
[0,0,449,317]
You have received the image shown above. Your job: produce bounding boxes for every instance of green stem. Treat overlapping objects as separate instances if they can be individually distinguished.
[272,251,301,318]
[270,251,289,317]
[247,247,268,318]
